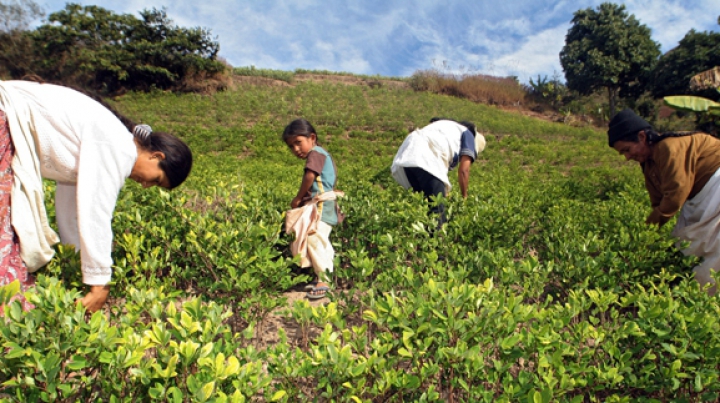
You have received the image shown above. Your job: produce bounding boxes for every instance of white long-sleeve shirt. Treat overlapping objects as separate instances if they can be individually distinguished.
[391,120,477,192]
[1,81,137,285]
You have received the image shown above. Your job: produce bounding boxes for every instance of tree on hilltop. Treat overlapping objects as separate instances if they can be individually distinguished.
[0,0,44,78]
[560,2,660,117]
[651,17,720,101]
[0,3,227,94]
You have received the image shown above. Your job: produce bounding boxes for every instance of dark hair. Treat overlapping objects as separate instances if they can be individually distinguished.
[94,98,192,189]
[133,130,193,189]
[21,76,193,189]
[429,117,477,137]
[622,129,700,146]
[282,118,318,143]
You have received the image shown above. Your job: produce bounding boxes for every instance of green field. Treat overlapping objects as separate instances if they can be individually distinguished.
[2,77,718,402]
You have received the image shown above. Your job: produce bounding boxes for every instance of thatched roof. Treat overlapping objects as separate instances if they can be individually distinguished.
[690,66,720,91]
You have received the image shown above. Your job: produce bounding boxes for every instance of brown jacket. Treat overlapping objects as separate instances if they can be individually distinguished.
[644,133,720,226]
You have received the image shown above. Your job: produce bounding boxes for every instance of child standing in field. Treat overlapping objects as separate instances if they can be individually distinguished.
[283,118,340,299]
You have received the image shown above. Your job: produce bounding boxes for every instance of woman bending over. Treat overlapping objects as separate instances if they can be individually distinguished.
[0,79,192,311]
[608,108,720,294]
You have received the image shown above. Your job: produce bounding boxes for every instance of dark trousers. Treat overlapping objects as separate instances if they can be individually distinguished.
[404,167,447,228]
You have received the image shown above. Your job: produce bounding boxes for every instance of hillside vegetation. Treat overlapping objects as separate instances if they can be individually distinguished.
[2,77,719,402]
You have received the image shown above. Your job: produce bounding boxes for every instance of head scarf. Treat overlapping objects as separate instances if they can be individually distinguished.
[607,108,652,147]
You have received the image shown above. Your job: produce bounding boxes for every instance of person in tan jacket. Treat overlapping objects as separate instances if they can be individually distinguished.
[608,108,720,294]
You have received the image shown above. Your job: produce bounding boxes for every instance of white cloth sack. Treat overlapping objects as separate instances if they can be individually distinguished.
[672,168,720,293]
[0,82,59,271]
[307,221,334,276]
[285,190,343,268]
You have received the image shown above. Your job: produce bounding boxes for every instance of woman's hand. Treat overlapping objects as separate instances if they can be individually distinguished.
[79,285,110,312]
[291,196,304,208]
[291,170,317,209]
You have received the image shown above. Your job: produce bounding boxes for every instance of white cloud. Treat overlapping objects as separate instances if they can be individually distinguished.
[621,0,719,52]
[34,0,720,84]
[491,24,569,82]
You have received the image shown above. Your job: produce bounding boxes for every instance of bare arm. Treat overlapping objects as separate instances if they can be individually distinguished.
[457,155,472,198]
[291,169,318,208]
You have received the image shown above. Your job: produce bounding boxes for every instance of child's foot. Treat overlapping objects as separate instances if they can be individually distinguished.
[306,282,330,300]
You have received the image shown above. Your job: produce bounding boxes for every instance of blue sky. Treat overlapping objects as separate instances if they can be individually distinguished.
[36,0,720,84]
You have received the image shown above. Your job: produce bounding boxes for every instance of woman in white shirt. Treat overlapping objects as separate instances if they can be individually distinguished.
[0,79,192,312]
[391,118,486,228]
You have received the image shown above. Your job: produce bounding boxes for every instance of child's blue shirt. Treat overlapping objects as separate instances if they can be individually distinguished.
[303,145,338,225]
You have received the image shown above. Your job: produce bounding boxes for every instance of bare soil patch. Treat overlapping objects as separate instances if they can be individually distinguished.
[232,75,292,87]
[258,286,331,347]
[294,73,409,89]
[232,73,409,90]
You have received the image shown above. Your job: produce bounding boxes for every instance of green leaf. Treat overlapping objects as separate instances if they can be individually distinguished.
[99,351,114,364]
[168,387,183,403]
[398,348,413,358]
[500,334,522,351]
[198,381,215,402]
[149,384,165,399]
[351,362,367,377]
[230,390,247,403]
[362,310,377,322]
[0,280,21,304]
[5,346,28,359]
[271,390,287,402]
[225,355,240,376]
[664,95,720,112]
[405,375,420,389]
[67,356,88,371]
[661,343,678,356]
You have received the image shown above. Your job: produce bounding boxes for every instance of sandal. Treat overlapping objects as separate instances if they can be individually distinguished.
[306,284,330,300]
[304,279,318,291]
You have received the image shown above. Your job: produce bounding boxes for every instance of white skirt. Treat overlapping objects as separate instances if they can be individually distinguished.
[672,168,720,293]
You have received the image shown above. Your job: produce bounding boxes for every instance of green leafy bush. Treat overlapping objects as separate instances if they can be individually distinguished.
[2,78,719,401]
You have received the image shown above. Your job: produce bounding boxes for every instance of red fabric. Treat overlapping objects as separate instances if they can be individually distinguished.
[0,110,34,313]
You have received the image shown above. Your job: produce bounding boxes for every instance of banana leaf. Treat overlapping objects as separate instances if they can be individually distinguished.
[664,95,720,113]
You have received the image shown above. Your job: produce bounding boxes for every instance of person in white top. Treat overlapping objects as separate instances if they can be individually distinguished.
[391,118,486,229]
[0,79,192,312]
